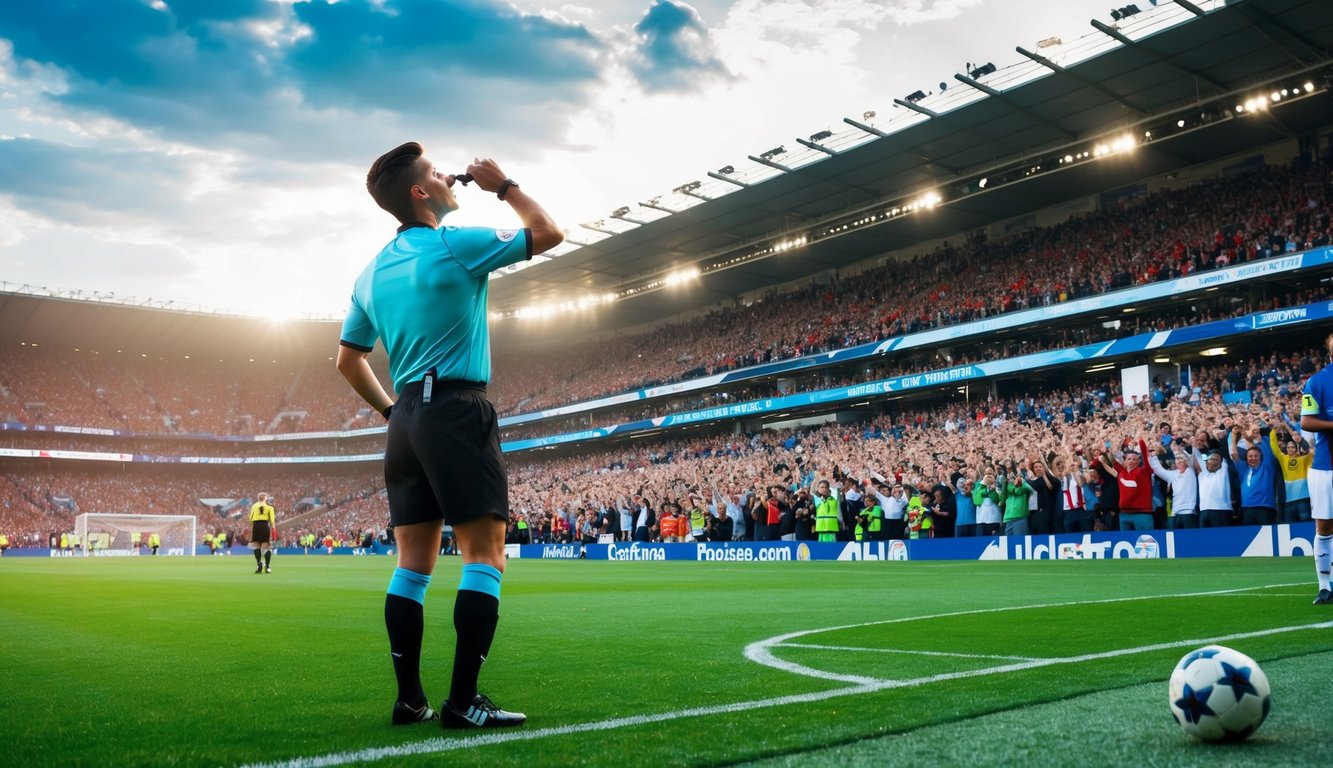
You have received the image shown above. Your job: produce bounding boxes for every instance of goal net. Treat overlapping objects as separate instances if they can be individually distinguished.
[74,513,197,556]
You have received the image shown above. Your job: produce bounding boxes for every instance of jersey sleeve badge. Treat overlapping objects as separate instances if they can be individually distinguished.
[1302,392,1320,416]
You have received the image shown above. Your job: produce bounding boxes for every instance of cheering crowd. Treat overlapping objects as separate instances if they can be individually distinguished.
[487,155,1333,417]
[494,341,1321,544]
[0,342,1323,551]
[496,284,1321,443]
[2,158,1330,441]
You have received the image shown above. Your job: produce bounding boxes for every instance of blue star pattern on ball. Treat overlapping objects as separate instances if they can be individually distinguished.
[1177,648,1221,668]
[1173,683,1216,725]
[1214,660,1259,699]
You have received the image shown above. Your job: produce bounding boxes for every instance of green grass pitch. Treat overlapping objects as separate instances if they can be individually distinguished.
[1,554,1329,767]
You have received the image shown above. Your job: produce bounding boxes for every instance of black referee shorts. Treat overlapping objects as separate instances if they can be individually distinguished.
[385,377,509,528]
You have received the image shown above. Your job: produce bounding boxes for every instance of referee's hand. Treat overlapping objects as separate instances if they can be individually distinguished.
[465,158,509,193]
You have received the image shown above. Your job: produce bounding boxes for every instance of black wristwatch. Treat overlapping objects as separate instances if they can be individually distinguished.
[497,179,518,201]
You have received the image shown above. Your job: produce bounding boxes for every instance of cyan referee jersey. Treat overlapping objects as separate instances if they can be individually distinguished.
[340,223,531,391]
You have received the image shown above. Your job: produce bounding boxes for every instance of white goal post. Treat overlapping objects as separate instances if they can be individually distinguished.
[74,513,197,557]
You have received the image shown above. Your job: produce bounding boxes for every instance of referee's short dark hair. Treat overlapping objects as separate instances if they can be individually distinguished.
[367,141,425,223]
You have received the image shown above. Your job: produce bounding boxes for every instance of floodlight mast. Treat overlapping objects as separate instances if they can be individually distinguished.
[796,137,838,156]
[1172,0,1206,17]
[843,117,887,138]
[639,198,679,214]
[893,98,938,118]
[748,147,792,172]
[707,171,750,188]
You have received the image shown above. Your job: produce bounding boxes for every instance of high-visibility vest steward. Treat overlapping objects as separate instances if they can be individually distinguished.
[814,494,840,533]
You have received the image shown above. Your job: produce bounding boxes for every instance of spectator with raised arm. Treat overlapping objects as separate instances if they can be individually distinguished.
[1148,440,1199,529]
[1229,421,1280,526]
[1100,436,1154,531]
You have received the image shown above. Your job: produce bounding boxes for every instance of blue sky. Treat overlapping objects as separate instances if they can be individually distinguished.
[0,0,1127,318]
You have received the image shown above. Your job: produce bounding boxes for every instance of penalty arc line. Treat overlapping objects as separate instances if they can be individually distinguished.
[742,581,1309,684]
[775,643,1043,662]
[237,585,1324,768]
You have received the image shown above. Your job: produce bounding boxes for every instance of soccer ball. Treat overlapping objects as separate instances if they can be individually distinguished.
[1168,645,1271,742]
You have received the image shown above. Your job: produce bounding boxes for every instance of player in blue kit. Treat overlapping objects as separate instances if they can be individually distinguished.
[337,142,563,727]
[1300,332,1333,605]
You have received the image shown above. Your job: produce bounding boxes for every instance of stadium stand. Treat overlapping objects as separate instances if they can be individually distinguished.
[0,348,389,436]
[488,155,1333,417]
[1,158,1327,440]
[0,344,1317,548]
[492,347,1316,543]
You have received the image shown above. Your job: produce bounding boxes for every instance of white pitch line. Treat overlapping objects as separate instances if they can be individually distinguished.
[742,581,1305,682]
[238,616,1333,768]
[235,683,882,768]
[238,581,1318,768]
[776,643,1041,662]
[852,619,1333,695]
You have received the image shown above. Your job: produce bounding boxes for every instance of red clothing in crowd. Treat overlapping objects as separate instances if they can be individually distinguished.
[1114,439,1154,513]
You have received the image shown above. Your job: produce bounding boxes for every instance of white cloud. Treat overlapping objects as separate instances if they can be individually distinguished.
[0,0,1125,315]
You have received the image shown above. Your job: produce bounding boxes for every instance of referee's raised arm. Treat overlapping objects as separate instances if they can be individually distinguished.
[462,157,564,255]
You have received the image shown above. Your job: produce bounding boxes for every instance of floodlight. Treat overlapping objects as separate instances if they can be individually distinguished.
[759,146,786,160]
[1177,119,1185,127]
[1304,81,1314,92]
[968,62,997,78]
[664,267,701,286]
[977,178,988,189]
[862,110,876,120]
[808,130,833,142]
[905,90,927,103]
[717,165,735,175]
[611,206,631,218]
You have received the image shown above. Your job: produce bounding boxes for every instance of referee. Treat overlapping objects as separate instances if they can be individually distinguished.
[337,142,562,728]
[249,492,276,573]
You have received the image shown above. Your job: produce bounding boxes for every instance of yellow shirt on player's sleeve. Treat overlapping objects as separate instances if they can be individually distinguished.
[1302,391,1320,416]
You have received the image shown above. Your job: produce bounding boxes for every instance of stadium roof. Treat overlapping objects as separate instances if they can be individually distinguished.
[486,0,1333,340]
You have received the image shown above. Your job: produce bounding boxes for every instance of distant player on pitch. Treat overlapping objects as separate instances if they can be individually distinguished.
[250,493,277,574]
